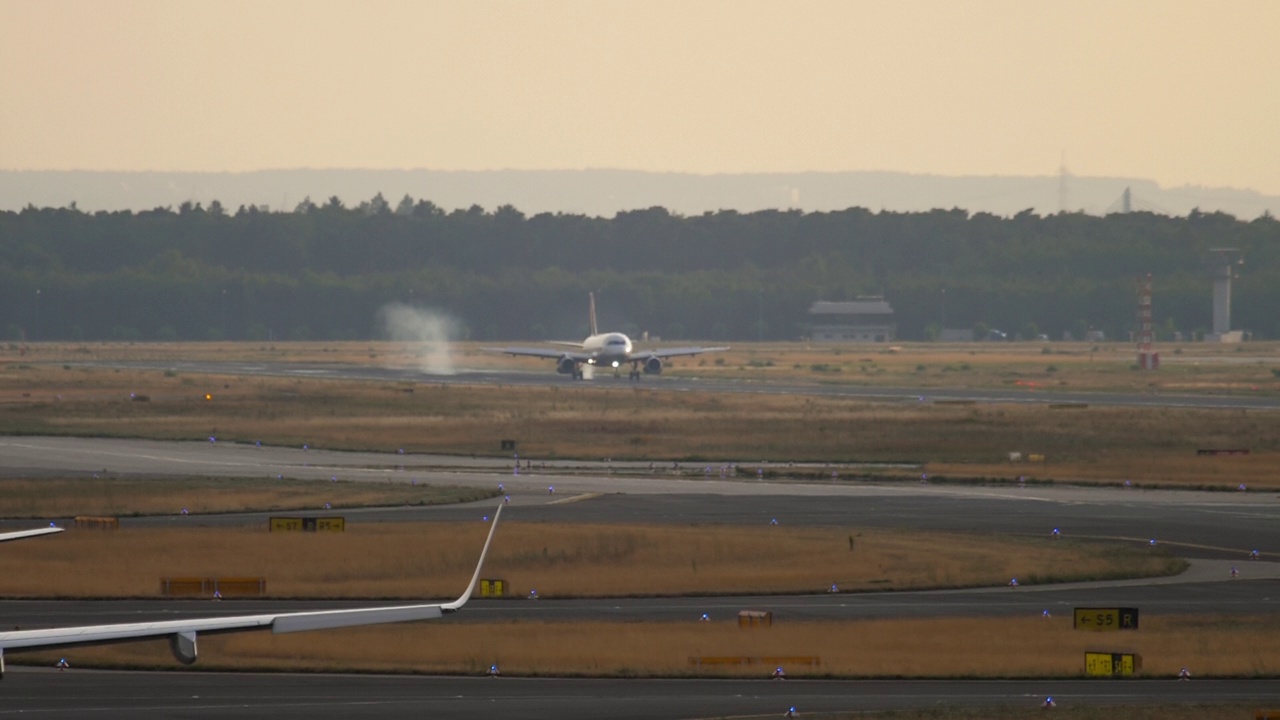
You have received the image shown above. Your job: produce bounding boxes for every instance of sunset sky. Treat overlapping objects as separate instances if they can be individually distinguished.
[2,0,1277,194]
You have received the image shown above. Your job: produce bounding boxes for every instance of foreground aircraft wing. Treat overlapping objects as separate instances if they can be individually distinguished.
[490,346,592,361]
[638,346,730,360]
[0,504,502,677]
[0,526,63,543]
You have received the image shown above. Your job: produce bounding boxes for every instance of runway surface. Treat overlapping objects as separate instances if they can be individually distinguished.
[66,358,1280,410]
[4,669,1279,719]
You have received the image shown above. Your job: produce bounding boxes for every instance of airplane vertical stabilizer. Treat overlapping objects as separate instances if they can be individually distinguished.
[589,291,599,336]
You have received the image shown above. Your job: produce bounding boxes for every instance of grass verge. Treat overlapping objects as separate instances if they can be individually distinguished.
[0,522,1185,598]
[14,614,1280,678]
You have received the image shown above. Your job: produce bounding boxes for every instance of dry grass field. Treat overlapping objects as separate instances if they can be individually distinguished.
[0,522,1180,598]
[0,477,493,518]
[20,614,1280,679]
[2,343,1279,487]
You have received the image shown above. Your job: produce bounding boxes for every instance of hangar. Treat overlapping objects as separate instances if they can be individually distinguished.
[808,298,896,342]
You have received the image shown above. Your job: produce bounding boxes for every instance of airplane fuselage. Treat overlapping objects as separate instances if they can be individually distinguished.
[581,332,633,368]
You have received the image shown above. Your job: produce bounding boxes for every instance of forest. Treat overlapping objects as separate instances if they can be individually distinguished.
[2,195,1277,343]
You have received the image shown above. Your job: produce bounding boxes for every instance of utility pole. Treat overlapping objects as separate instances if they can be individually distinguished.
[940,287,946,335]
[1136,274,1157,369]
[1057,152,1070,214]
[757,290,763,342]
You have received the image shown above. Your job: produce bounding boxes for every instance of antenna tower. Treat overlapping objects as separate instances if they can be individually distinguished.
[1057,152,1070,213]
[1136,274,1158,369]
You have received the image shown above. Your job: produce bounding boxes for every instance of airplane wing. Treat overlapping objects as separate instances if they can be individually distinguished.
[490,346,592,361]
[0,526,63,543]
[0,505,502,677]
[637,346,730,360]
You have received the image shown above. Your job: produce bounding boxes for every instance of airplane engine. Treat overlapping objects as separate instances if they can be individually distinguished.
[643,357,663,375]
[169,631,198,665]
[556,356,578,375]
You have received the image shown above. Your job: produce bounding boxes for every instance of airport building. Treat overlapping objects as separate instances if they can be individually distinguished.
[807,298,896,342]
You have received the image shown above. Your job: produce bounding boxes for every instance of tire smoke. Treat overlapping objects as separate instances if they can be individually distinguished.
[378,303,459,375]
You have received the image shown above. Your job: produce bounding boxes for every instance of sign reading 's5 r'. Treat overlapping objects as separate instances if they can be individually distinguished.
[1073,607,1139,631]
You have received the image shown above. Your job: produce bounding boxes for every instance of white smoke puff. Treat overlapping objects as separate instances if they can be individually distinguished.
[378,303,459,375]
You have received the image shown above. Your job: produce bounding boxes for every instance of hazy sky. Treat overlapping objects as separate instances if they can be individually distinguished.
[2,0,1277,194]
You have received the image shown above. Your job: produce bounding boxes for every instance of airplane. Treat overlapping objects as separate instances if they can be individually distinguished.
[493,293,728,380]
[0,525,63,543]
[0,504,501,679]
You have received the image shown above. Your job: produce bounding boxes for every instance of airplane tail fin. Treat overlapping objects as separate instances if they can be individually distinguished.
[588,292,599,336]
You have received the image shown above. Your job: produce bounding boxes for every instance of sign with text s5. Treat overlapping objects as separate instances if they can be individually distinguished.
[1074,607,1139,631]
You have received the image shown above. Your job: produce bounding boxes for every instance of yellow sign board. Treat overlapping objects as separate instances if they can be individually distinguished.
[1085,652,1140,677]
[737,610,773,628]
[315,517,345,532]
[479,579,506,597]
[269,516,345,532]
[1073,607,1139,631]
[74,516,119,530]
[690,656,819,667]
[161,576,266,597]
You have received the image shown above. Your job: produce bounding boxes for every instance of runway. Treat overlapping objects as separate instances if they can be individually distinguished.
[4,669,1278,719]
[66,358,1280,410]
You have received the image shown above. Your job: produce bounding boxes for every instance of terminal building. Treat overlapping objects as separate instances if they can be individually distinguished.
[807,298,896,342]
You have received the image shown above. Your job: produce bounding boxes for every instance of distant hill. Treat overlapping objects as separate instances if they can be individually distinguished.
[2,168,1278,219]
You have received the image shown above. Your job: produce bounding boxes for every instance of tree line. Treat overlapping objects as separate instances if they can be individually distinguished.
[2,196,1277,343]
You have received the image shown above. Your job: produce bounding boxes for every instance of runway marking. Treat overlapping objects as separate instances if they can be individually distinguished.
[0,439,407,477]
[547,493,602,505]
[1074,534,1280,559]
